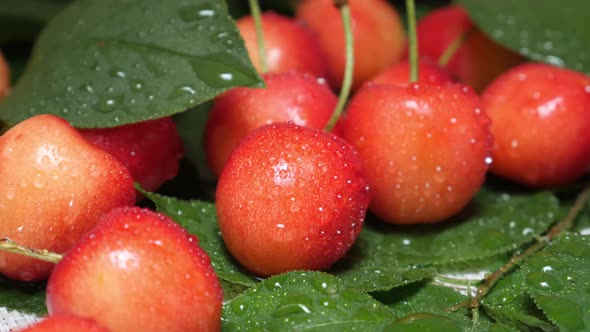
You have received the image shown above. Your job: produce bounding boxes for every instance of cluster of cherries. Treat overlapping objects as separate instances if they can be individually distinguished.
[0,0,589,331]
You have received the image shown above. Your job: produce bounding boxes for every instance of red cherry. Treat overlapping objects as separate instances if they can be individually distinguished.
[204,71,337,176]
[79,117,184,193]
[368,60,454,87]
[415,5,523,91]
[0,114,135,281]
[18,315,108,332]
[338,83,492,224]
[296,0,405,90]
[0,51,10,99]
[216,122,369,276]
[237,11,328,78]
[46,207,223,332]
[482,63,590,187]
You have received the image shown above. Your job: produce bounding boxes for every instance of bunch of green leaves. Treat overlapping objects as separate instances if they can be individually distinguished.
[1,0,590,331]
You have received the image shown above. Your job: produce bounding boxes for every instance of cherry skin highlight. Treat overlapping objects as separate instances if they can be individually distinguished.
[296,0,405,90]
[46,207,223,332]
[482,62,590,187]
[80,117,184,193]
[0,114,135,281]
[338,83,492,224]
[216,122,369,276]
[237,11,328,78]
[415,5,523,91]
[204,71,337,176]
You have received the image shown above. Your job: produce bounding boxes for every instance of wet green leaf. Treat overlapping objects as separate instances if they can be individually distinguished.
[331,189,559,292]
[222,271,395,331]
[331,248,436,293]
[483,267,556,331]
[0,277,46,316]
[143,191,257,288]
[457,0,590,74]
[0,0,262,128]
[375,283,467,317]
[522,234,590,331]
[375,283,513,332]
[572,204,590,235]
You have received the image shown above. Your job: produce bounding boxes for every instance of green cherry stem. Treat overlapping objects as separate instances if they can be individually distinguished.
[438,28,473,67]
[0,238,62,264]
[248,0,268,73]
[325,0,354,132]
[406,0,418,83]
[451,182,590,312]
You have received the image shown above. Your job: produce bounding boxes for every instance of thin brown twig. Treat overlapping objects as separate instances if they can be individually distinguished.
[451,183,590,311]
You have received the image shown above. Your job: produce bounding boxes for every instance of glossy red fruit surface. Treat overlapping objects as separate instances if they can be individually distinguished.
[338,84,492,224]
[237,11,328,78]
[415,5,523,91]
[0,52,10,99]
[46,207,223,332]
[296,0,405,90]
[0,114,135,281]
[216,122,369,276]
[368,60,454,87]
[482,63,590,187]
[18,315,108,332]
[204,71,337,176]
[80,117,183,193]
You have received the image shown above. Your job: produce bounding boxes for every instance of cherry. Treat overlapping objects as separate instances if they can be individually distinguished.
[0,51,10,99]
[415,5,523,91]
[0,114,135,281]
[482,62,590,187]
[237,11,328,78]
[296,0,405,90]
[46,207,223,332]
[204,71,337,176]
[18,315,108,332]
[368,59,454,87]
[79,117,184,193]
[216,122,369,276]
[338,83,492,224]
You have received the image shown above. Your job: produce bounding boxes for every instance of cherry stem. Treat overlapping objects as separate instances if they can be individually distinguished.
[450,182,590,312]
[438,28,473,67]
[325,0,354,132]
[406,0,418,83]
[248,0,268,73]
[0,238,62,264]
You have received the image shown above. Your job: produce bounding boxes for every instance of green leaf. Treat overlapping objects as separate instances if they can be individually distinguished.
[0,0,262,128]
[142,191,257,288]
[522,234,590,331]
[0,0,68,43]
[222,271,395,331]
[172,102,215,180]
[375,283,467,317]
[383,313,468,332]
[0,0,67,23]
[0,277,46,316]
[375,282,513,332]
[483,267,557,332]
[572,204,590,235]
[331,188,559,292]
[457,0,590,74]
[330,240,436,293]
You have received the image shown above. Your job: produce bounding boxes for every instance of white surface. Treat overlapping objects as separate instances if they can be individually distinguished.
[0,308,40,332]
